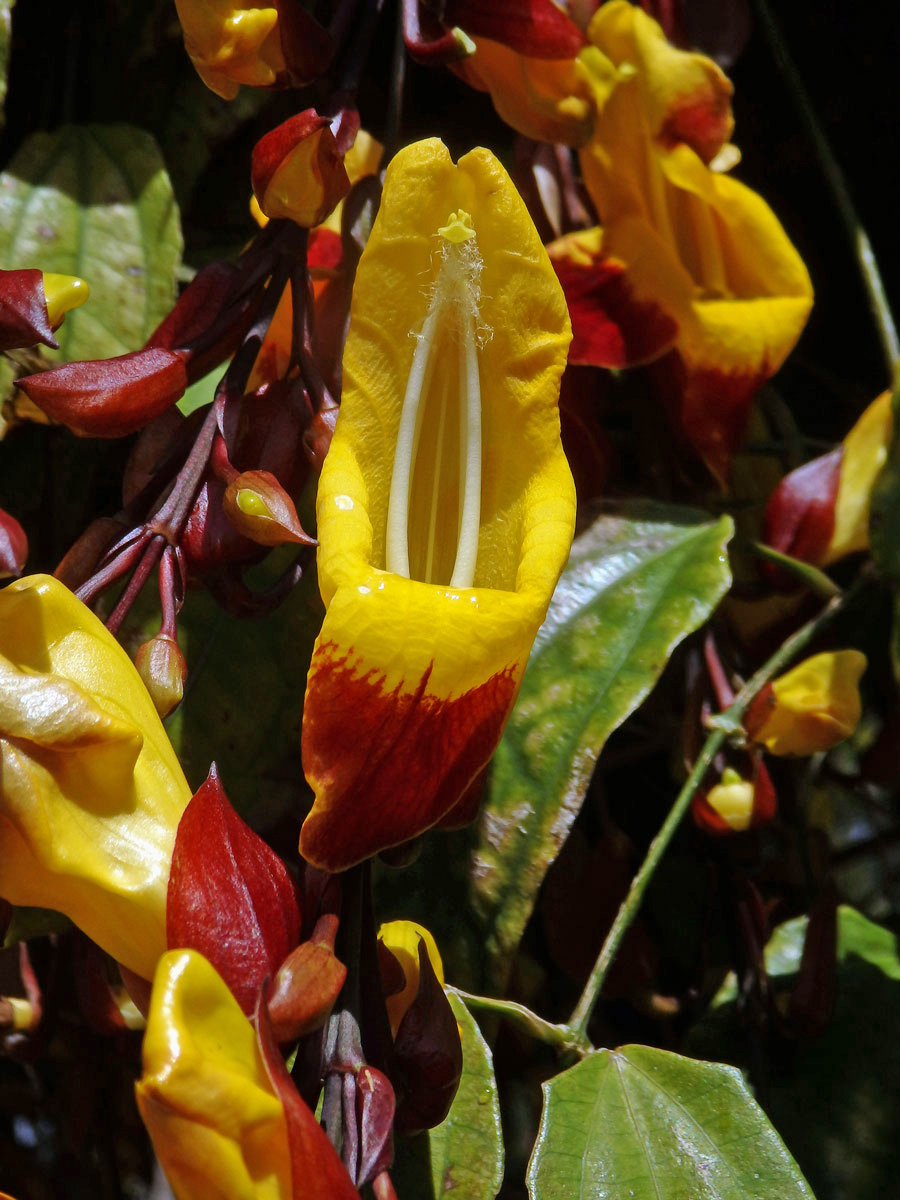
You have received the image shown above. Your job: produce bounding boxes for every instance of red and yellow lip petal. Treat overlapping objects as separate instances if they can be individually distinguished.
[300,139,574,871]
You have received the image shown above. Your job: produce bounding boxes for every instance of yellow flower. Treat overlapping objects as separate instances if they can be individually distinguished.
[745,650,867,756]
[136,949,292,1200]
[0,575,191,980]
[173,0,286,99]
[300,138,575,871]
[550,2,812,481]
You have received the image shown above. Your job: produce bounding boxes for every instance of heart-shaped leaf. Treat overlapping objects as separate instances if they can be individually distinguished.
[528,1045,814,1200]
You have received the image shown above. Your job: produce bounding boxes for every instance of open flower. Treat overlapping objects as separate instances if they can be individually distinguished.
[0,575,191,980]
[744,650,867,756]
[300,138,575,871]
[549,2,812,481]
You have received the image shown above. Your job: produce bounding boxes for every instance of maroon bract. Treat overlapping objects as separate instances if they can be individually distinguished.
[17,348,188,438]
[0,268,57,352]
[166,766,301,1015]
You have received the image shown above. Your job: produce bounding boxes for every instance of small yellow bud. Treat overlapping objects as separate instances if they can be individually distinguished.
[42,273,89,328]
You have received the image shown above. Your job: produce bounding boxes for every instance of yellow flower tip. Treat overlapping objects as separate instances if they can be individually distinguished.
[450,26,477,56]
[378,920,445,1036]
[249,193,269,228]
[438,209,476,244]
[706,768,755,832]
[41,273,89,328]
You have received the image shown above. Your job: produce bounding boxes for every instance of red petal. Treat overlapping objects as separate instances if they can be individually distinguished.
[553,254,677,369]
[166,765,301,1014]
[444,0,585,57]
[16,348,187,437]
[0,268,56,351]
[0,507,28,578]
[255,982,360,1200]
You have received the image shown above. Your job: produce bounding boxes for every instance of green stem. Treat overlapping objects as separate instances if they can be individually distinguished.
[749,541,841,600]
[448,987,589,1055]
[566,581,858,1042]
[752,0,899,375]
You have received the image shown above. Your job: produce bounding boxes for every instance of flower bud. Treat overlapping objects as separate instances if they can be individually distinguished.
[744,650,866,756]
[0,508,27,579]
[378,920,445,1038]
[135,634,187,719]
[0,268,59,351]
[16,348,188,438]
[251,110,351,227]
[267,915,346,1042]
[223,469,316,547]
[691,765,776,835]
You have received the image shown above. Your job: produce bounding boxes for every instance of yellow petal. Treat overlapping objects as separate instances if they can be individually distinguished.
[136,949,292,1200]
[705,768,755,832]
[174,0,285,98]
[300,139,575,871]
[0,575,191,979]
[826,390,893,563]
[749,650,867,756]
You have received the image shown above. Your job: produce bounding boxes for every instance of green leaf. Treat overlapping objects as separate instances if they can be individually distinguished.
[0,0,13,128]
[468,503,733,980]
[692,906,900,1200]
[527,1045,815,1200]
[0,123,182,363]
[393,994,504,1199]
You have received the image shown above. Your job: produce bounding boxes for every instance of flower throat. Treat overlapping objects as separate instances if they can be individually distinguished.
[385,210,483,589]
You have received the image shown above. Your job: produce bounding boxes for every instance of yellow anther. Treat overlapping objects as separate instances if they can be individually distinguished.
[42,273,89,328]
[438,210,476,244]
[236,489,272,519]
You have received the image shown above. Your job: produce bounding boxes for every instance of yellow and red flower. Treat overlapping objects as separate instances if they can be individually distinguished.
[547,2,812,481]
[744,650,866,757]
[299,138,575,871]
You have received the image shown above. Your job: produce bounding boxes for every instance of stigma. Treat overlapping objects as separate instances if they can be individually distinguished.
[385,211,484,589]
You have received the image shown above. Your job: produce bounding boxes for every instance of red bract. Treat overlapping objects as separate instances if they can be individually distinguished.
[256,983,360,1200]
[16,348,188,438]
[355,1065,395,1186]
[223,469,317,548]
[444,0,585,56]
[0,268,57,351]
[146,261,255,385]
[166,766,301,1015]
[763,447,842,569]
[0,508,28,578]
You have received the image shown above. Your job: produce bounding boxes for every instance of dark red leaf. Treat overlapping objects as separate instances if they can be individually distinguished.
[444,0,585,57]
[16,348,188,438]
[166,765,301,1014]
[392,943,462,1134]
[255,982,360,1200]
[0,268,56,352]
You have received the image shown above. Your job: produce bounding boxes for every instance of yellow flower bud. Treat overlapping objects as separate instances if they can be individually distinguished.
[378,919,445,1037]
[41,272,89,328]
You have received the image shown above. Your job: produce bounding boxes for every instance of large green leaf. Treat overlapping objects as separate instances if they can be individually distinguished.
[527,1045,815,1200]
[468,503,733,979]
[393,994,504,1199]
[0,123,182,363]
[0,0,13,127]
[694,905,900,1200]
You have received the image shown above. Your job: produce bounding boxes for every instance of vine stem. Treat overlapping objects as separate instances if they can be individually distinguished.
[752,0,899,374]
